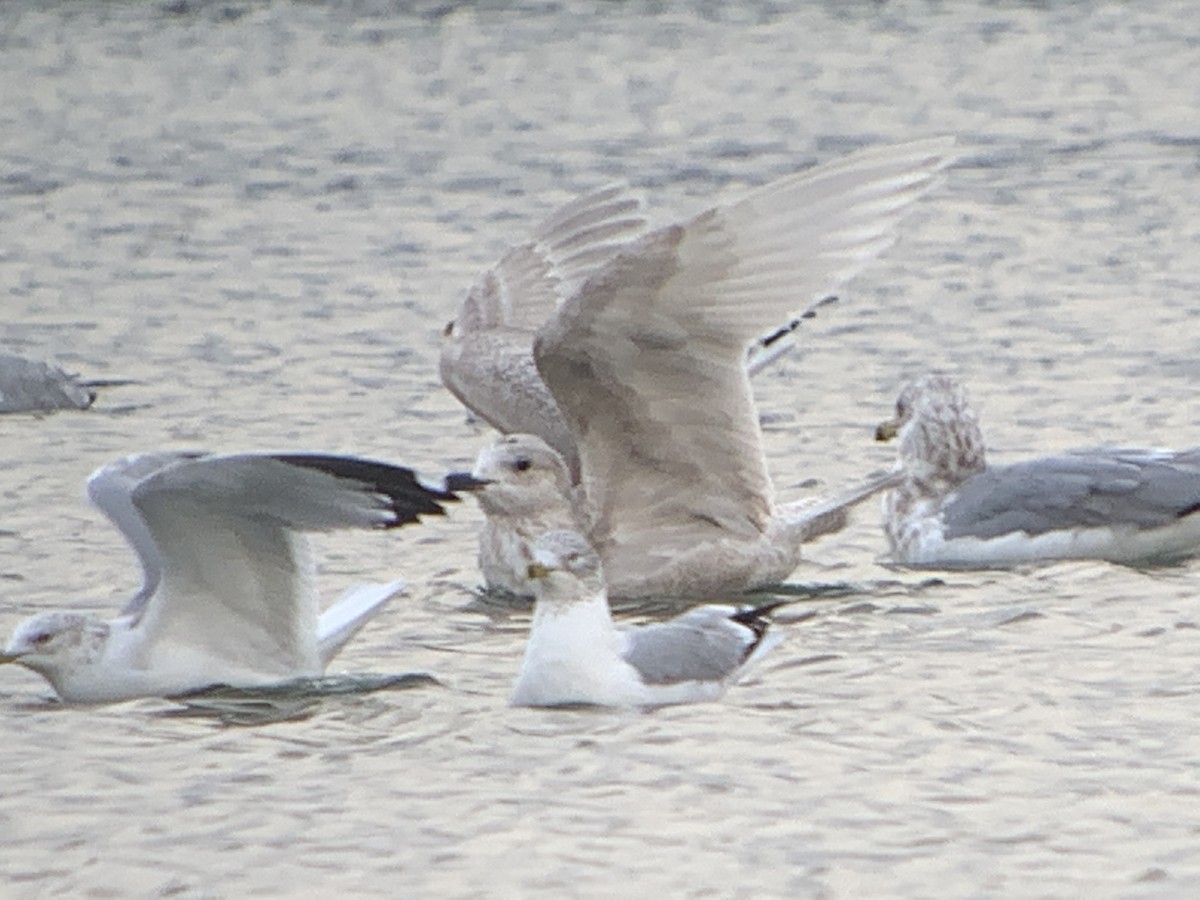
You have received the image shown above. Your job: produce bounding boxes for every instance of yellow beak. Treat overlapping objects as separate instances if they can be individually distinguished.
[875,418,899,442]
[526,562,553,580]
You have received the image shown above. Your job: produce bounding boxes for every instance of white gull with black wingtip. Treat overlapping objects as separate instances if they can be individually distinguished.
[0,451,480,703]
[876,373,1200,567]
[511,530,785,708]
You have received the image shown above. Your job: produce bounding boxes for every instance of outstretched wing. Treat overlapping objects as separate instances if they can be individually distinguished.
[123,453,458,677]
[536,138,955,562]
[439,186,648,470]
[944,448,1200,539]
[88,451,206,619]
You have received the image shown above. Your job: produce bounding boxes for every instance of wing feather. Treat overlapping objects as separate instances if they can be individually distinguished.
[944,448,1200,539]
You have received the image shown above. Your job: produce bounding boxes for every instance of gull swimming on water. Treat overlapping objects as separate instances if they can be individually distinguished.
[511,530,784,708]
[875,373,1200,567]
[0,353,131,414]
[0,451,479,703]
[449,138,954,599]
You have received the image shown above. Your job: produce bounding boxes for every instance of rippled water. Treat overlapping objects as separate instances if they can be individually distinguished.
[3,1,1200,895]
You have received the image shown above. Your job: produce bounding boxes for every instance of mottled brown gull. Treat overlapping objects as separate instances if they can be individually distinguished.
[876,373,1200,567]
[0,452,480,703]
[511,530,783,708]
[440,184,649,476]
[451,138,954,599]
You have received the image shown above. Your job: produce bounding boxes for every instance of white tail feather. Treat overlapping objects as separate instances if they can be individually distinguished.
[318,579,406,667]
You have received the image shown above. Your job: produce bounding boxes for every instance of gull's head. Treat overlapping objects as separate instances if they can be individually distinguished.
[526,530,604,601]
[2,612,109,693]
[466,434,574,517]
[876,373,985,487]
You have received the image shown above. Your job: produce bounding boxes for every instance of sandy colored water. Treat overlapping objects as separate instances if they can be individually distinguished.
[2,1,1199,896]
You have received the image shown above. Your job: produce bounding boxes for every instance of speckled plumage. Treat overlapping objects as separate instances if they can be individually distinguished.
[879,373,1200,567]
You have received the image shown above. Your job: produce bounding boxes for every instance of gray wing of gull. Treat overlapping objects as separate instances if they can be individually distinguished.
[123,453,456,675]
[439,185,648,472]
[0,353,96,412]
[620,606,756,685]
[943,448,1200,540]
[88,451,206,620]
[535,138,955,561]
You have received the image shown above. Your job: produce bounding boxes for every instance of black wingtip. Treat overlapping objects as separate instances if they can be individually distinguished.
[730,599,790,634]
[274,453,459,528]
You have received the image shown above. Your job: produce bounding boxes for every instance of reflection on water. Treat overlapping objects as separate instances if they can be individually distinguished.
[3,0,1200,895]
[163,673,442,726]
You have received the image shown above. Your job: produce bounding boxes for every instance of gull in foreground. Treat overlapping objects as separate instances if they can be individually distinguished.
[510,530,785,708]
[0,451,479,703]
[447,138,953,599]
[876,373,1200,567]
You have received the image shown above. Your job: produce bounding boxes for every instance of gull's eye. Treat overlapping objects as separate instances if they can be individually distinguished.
[513,458,532,473]
[31,632,53,646]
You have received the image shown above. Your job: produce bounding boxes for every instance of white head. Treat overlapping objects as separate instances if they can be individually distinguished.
[876,373,986,489]
[526,529,605,603]
[468,434,574,518]
[2,612,110,698]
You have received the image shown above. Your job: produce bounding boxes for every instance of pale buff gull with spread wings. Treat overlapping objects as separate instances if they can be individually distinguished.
[450,138,955,599]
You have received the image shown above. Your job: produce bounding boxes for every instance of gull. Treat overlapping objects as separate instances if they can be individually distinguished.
[0,451,480,703]
[510,530,785,708]
[875,373,1200,567]
[0,353,131,414]
[449,138,953,599]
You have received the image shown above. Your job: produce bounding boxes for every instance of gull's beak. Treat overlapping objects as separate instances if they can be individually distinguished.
[442,320,456,338]
[875,418,899,442]
[444,472,491,492]
[526,562,553,580]
[0,651,22,664]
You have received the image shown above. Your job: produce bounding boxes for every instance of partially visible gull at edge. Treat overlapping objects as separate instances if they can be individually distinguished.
[0,352,130,414]
[446,137,955,599]
[511,530,785,708]
[876,373,1200,567]
[0,452,483,703]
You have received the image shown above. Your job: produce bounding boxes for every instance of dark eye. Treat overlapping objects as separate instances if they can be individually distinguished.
[32,633,53,646]
[513,458,532,472]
